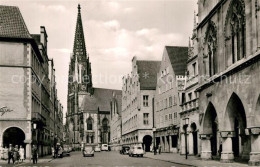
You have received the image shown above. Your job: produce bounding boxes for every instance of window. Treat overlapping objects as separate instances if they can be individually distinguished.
[143,95,149,107]
[192,62,197,76]
[174,112,177,119]
[143,113,149,125]
[173,95,177,105]
[188,93,192,101]
[205,21,217,77]
[169,96,172,107]
[165,115,168,121]
[169,114,172,120]
[87,118,93,130]
[182,93,186,104]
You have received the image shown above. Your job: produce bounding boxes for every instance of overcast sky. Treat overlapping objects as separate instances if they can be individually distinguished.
[1,0,197,120]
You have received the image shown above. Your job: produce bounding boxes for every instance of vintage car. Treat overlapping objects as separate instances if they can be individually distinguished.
[94,146,101,152]
[119,145,130,155]
[101,144,108,151]
[83,146,94,157]
[63,145,70,156]
[128,146,144,157]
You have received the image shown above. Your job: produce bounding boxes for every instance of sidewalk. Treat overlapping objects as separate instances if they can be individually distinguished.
[0,154,53,165]
[144,152,249,167]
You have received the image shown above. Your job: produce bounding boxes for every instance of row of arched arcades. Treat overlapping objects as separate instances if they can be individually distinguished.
[199,92,260,164]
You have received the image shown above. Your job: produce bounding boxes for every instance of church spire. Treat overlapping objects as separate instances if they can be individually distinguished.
[73,4,87,62]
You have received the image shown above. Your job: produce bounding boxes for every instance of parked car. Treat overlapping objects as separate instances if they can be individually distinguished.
[94,146,101,152]
[128,146,144,157]
[83,146,94,157]
[63,145,70,156]
[101,144,108,151]
[120,145,130,154]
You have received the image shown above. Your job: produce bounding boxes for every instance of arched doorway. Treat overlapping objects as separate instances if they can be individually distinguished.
[143,135,152,152]
[203,102,218,156]
[3,127,25,148]
[191,123,198,155]
[224,93,248,158]
[101,118,109,144]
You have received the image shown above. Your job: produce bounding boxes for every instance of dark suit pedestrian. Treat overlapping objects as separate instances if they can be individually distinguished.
[7,144,14,164]
[32,145,38,164]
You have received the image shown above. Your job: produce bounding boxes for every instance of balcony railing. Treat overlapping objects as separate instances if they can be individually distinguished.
[32,112,46,126]
[180,98,199,114]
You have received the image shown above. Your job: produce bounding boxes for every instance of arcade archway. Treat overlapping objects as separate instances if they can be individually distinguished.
[3,127,25,148]
[203,102,218,156]
[191,123,198,155]
[143,135,152,152]
[224,93,249,158]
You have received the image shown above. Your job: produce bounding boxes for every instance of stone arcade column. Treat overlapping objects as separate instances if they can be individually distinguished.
[249,128,260,166]
[220,131,235,163]
[200,134,212,160]
[24,140,32,160]
[188,132,194,155]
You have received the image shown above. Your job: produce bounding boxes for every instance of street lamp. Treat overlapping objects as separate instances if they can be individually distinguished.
[182,118,189,159]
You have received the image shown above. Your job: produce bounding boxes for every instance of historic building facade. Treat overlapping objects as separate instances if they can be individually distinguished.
[121,56,160,152]
[65,5,121,149]
[193,0,260,165]
[110,92,122,151]
[154,46,188,153]
[0,6,63,158]
[179,14,200,157]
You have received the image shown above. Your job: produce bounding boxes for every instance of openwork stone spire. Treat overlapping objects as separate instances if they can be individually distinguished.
[73,4,87,62]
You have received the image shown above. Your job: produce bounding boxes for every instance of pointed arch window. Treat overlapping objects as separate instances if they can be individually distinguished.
[87,117,93,130]
[205,21,217,77]
[225,0,246,66]
[102,118,109,132]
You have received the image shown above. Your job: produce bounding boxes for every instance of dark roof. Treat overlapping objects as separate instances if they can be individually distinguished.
[0,5,31,39]
[136,60,161,90]
[80,88,122,112]
[31,34,41,45]
[165,46,188,76]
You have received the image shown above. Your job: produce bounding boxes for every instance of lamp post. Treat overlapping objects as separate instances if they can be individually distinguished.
[33,122,38,157]
[183,118,189,159]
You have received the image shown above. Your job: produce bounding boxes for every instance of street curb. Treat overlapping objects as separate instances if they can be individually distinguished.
[144,155,197,167]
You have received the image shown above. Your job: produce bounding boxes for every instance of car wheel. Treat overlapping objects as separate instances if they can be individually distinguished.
[141,155,143,157]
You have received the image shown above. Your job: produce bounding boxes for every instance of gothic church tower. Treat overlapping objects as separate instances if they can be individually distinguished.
[66,4,93,147]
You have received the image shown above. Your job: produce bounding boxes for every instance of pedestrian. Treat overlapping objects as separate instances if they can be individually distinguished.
[7,144,14,164]
[3,146,8,160]
[13,145,19,164]
[19,146,25,163]
[158,144,161,154]
[218,142,222,157]
[51,146,55,158]
[32,145,38,164]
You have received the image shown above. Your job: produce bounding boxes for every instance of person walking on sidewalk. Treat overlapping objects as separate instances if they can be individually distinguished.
[3,146,8,160]
[32,145,38,164]
[158,144,161,154]
[153,145,157,155]
[7,144,14,164]
[13,145,19,164]
[19,146,25,163]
